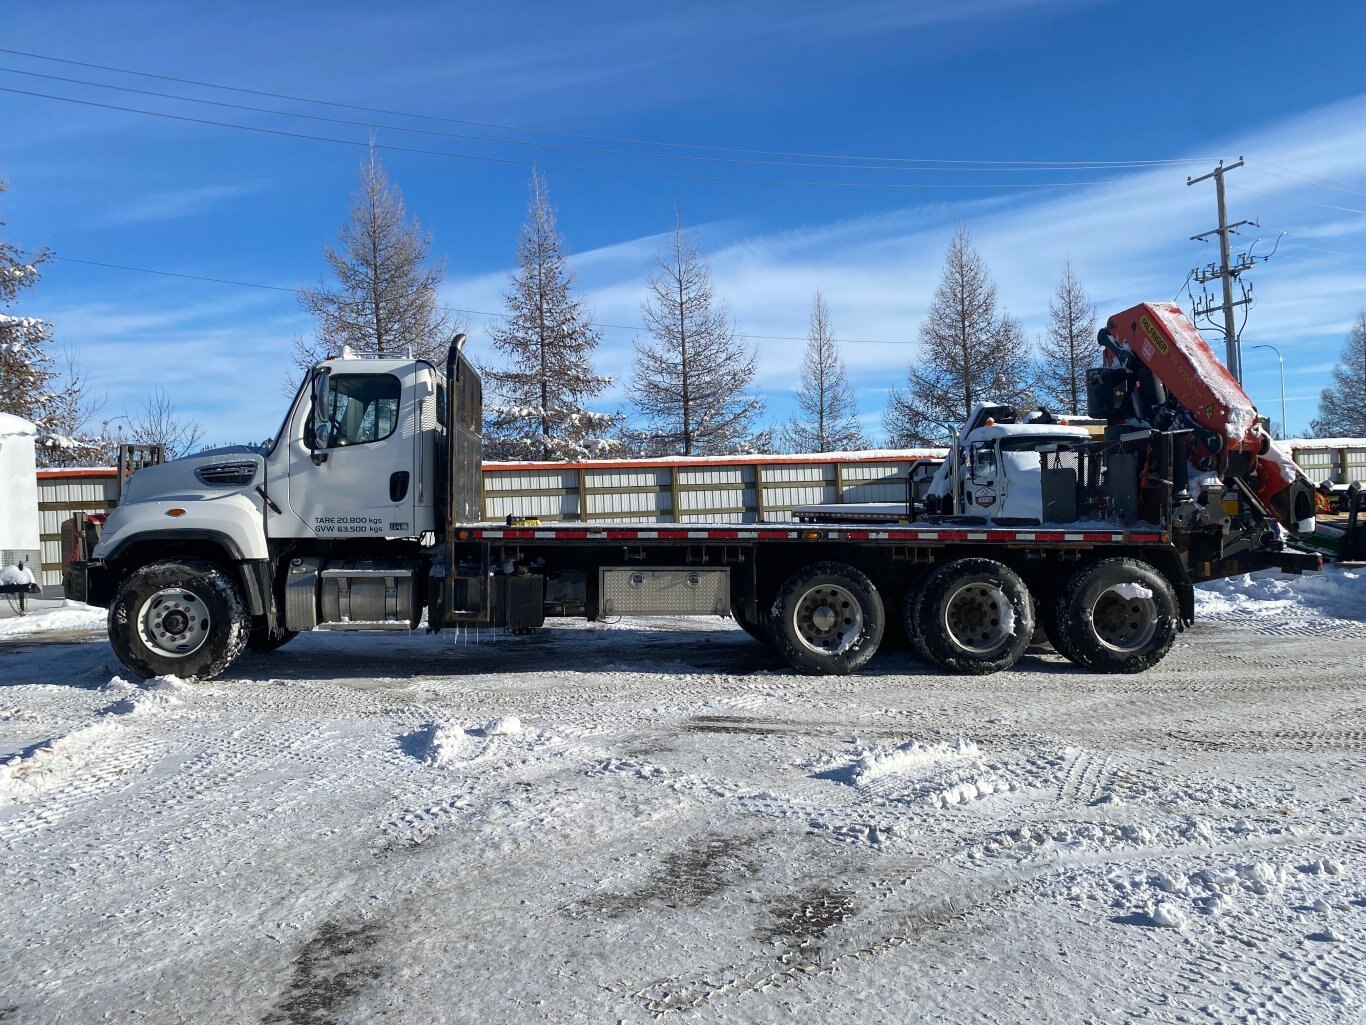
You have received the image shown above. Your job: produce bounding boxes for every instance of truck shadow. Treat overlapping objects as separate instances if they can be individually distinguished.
[224,626,1086,683]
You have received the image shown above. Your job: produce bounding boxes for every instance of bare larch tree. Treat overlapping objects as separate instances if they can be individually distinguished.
[1033,260,1097,416]
[482,172,618,460]
[1310,308,1366,438]
[783,291,866,452]
[0,181,96,465]
[630,219,764,455]
[883,224,1034,445]
[294,148,451,377]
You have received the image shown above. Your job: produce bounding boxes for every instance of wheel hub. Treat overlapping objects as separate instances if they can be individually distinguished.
[943,582,1012,654]
[792,584,863,655]
[137,588,210,659]
[1092,586,1157,652]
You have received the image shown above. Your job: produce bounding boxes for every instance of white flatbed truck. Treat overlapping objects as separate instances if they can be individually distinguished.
[67,303,1321,680]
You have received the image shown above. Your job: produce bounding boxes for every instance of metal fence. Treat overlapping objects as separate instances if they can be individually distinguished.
[31,443,1363,588]
[1286,440,1366,487]
[35,468,120,587]
[32,451,945,587]
[481,451,946,524]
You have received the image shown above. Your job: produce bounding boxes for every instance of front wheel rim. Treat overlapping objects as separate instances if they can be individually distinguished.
[791,584,863,655]
[136,587,211,658]
[942,581,1013,654]
[1091,584,1157,652]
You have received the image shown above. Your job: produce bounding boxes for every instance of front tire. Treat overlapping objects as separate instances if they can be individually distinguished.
[1054,558,1177,673]
[910,558,1034,675]
[109,558,250,680]
[771,562,884,675]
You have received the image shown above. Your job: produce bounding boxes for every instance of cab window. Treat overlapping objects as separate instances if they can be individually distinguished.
[308,373,402,448]
[969,442,997,478]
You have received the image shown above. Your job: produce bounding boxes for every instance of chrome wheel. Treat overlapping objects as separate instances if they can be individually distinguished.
[136,587,211,658]
[942,581,1013,654]
[791,584,864,655]
[1091,583,1157,653]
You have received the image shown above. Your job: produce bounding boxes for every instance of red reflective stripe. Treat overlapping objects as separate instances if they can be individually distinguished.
[938,531,969,541]
[985,531,1013,541]
[1080,532,1112,542]
[1129,533,1162,542]
[553,530,588,539]
[657,530,690,539]
[605,530,637,540]
[708,530,739,539]
[847,531,869,540]
[502,530,535,539]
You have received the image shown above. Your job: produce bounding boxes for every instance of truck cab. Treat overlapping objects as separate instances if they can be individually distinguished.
[75,339,485,680]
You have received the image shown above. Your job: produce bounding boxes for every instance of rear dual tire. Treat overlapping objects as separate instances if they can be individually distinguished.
[771,562,884,675]
[907,558,1034,675]
[1050,558,1177,673]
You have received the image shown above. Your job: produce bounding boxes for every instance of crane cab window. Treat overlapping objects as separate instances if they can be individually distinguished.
[969,442,997,479]
[309,373,402,448]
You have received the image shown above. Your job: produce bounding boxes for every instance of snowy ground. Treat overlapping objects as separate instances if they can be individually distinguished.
[0,570,1363,1024]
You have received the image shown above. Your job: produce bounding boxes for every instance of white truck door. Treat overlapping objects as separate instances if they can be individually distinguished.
[287,367,420,539]
[964,441,1002,515]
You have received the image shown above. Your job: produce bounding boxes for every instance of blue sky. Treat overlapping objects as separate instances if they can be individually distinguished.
[3,0,1365,446]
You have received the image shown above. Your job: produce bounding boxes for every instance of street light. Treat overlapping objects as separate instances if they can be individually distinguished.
[1247,344,1286,439]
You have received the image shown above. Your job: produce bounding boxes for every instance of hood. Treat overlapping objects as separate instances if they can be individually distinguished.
[121,447,266,505]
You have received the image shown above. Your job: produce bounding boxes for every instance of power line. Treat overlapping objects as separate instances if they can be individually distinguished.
[0,46,1211,170]
[50,255,906,345]
[1228,183,1366,217]
[1247,159,1366,199]
[0,85,1130,192]
[0,66,1194,177]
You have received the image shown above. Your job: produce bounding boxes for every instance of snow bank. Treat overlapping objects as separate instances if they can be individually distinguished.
[851,738,979,784]
[0,676,188,805]
[0,600,107,637]
[413,721,477,768]
[1195,565,1366,622]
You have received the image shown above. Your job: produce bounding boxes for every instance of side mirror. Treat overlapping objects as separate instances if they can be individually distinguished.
[308,368,332,463]
[310,367,331,417]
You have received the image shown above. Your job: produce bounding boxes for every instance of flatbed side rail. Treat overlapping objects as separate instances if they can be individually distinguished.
[469,524,1168,545]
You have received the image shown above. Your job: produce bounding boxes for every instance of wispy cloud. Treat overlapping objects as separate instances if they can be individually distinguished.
[94,182,266,228]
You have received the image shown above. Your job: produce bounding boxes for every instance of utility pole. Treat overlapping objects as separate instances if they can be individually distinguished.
[1187,158,1256,383]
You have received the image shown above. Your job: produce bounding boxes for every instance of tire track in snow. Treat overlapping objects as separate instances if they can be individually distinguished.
[0,678,190,841]
[1055,747,1115,805]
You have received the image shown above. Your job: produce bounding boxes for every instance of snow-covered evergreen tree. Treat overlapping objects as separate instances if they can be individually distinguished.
[294,148,451,376]
[630,219,764,456]
[883,224,1034,445]
[482,172,618,460]
[0,182,95,465]
[1310,309,1366,438]
[1034,261,1096,416]
[782,292,866,452]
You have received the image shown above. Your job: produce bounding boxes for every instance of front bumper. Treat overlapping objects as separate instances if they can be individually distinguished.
[65,560,115,608]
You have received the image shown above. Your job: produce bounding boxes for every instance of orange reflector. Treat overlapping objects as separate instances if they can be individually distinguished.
[457,529,470,540]
[800,530,823,541]
[166,508,186,517]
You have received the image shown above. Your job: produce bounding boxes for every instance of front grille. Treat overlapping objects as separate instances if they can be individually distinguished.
[195,462,257,487]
